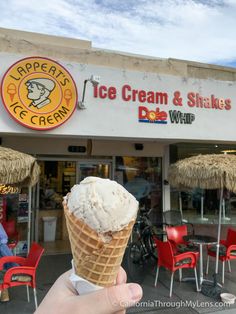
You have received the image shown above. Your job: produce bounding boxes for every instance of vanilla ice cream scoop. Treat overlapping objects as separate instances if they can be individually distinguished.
[66,176,139,233]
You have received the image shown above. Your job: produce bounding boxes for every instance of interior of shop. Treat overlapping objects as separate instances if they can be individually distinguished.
[2,156,162,255]
[3,142,236,255]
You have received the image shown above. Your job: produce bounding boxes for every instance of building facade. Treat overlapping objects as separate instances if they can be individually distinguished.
[1,28,236,253]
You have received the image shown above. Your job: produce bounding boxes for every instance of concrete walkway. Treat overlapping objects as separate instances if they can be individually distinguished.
[1,251,236,314]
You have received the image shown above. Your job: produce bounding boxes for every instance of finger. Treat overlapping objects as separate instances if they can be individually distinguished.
[114,309,126,314]
[52,269,77,295]
[114,310,126,314]
[116,267,127,285]
[69,283,143,314]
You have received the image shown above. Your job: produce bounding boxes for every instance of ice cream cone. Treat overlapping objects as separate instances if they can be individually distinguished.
[63,201,134,287]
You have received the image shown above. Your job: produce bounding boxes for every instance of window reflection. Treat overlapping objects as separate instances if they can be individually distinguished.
[39,161,76,209]
[170,187,236,221]
[79,163,110,181]
[115,157,162,225]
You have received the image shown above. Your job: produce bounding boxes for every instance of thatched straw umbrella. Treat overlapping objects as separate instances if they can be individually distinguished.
[168,154,236,193]
[0,146,40,187]
[168,153,236,298]
[0,146,40,252]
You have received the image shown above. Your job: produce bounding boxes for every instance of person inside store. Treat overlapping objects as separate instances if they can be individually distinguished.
[35,267,143,314]
[192,187,204,214]
[0,222,18,302]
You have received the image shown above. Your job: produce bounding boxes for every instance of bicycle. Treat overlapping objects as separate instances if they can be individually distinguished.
[126,208,162,283]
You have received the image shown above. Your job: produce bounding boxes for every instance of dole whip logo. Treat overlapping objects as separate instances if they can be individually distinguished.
[1,57,77,130]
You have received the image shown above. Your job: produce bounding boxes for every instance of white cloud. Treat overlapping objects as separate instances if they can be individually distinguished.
[0,0,236,66]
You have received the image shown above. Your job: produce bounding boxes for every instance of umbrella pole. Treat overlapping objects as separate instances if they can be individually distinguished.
[35,182,40,242]
[222,198,231,221]
[27,186,32,254]
[215,188,223,274]
[201,188,224,299]
[179,192,183,220]
[200,195,208,221]
[222,199,225,219]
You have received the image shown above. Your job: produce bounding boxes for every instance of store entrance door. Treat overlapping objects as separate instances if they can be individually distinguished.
[77,160,112,182]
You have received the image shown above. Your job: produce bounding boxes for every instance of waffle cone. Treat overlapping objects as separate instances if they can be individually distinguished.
[64,202,134,287]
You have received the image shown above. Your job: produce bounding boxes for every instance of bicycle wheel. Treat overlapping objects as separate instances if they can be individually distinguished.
[142,227,158,261]
[145,233,158,260]
[126,241,146,283]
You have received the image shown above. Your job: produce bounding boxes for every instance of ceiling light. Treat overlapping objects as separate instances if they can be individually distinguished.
[221,150,236,154]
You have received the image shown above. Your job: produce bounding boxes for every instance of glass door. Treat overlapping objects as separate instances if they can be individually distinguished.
[77,160,112,182]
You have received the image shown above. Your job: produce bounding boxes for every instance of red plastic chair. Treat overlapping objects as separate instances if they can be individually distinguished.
[166,225,198,254]
[154,238,199,297]
[0,242,44,309]
[2,220,19,254]
[206,228,236,284]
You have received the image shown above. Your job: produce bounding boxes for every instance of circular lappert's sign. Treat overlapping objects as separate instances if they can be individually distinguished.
[1,56,78,130]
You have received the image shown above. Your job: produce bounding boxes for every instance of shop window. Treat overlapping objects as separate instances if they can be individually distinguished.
[170,186,236,220]
[4,190,29,224]
[2,190,29,249]
[78,163,110,181]
[115,157,162,225]
[169,143,236,220]
[39,161,76,210]
[5,194,19,220]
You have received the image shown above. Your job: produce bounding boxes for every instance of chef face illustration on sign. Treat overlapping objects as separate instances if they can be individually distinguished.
[26,78,56,109]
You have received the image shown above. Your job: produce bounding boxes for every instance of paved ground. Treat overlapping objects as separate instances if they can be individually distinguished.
[0,253,72,314]
[1,250,236,314]
[125,255,236,314]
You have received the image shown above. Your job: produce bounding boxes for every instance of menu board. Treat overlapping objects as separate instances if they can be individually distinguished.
[17,194,28,223]
[0,195,6,223]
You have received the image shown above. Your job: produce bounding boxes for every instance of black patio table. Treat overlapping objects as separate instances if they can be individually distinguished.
[183,234,217,290]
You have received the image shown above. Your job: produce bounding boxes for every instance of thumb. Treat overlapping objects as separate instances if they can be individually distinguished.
[75,283,142,314]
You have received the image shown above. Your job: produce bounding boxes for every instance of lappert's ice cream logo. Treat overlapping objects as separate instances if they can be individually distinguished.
[1,57,77,130]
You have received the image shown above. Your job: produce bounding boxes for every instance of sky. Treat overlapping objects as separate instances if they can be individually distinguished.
[0,0,236,67]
